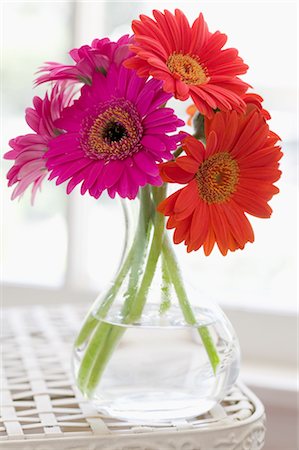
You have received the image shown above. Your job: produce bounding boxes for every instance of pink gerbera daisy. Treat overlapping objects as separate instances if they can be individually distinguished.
[45,64,184,199]
[36,35,132,86]
[4,83,73,203]
[125,9,249,118]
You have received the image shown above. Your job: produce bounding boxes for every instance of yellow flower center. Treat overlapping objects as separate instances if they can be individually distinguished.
[167,52,208,85]
[196,152,239,203]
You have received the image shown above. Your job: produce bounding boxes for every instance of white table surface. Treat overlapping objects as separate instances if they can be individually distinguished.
[1,305,265,449]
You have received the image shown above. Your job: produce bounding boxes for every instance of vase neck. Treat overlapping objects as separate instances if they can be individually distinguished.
[82,184,222,374]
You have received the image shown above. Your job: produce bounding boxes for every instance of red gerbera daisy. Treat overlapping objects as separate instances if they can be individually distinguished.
[158,109,282,255]
[125,9,249,118]
[242,93,271,120]
[187,92,271,126]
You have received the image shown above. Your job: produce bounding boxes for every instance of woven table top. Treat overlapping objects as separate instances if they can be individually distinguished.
[0,304,265,450]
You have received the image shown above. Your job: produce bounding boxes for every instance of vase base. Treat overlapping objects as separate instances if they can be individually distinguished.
[92,390,216,423]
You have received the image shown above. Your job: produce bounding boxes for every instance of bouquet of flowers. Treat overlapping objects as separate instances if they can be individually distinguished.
[5,9,282,412]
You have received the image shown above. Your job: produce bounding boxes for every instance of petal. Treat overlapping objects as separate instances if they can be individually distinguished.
[134,151,159,176]
[176,155,199,173]
[174,179,198,212]
[141,135,166,152]
[188,200,209,250]
[159,161,194,184]
[157,189,182,215]
[182,135,205,163]
[101,161,124,188]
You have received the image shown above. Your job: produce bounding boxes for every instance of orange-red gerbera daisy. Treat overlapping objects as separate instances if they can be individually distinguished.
[187,92,271,126]
[158,109,282,255]
[125,9,249,118]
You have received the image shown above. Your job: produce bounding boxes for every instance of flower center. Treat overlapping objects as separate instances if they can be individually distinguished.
[196,152,239,203]
[167,52,208,85]
[102,121,128,143]
[80,98,143,161]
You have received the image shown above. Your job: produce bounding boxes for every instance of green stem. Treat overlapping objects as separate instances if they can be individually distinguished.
[121,186,153,318]
[75,186,152,355]
[82,187,165,395]
[74,315,98,350]
[85,325,125,396]
[77,183,220,398]
[75,242,137,392]
[77,321,112,392]
[77,186,155,395]
[160,251,172,314]
[124,185,166,323]
[83,186,165,395]
[74,244,134,348]
[162,237,220,373]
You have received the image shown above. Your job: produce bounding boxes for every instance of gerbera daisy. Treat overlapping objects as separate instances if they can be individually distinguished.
[45,64,184,200]
[158,109,282,255]
[4,83,73,203]
[186,92,271,126]
[36,35,132,86]
[242,93,271,120]
[125,9,249,118]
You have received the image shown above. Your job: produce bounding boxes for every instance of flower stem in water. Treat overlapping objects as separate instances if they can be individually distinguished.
[162,237,220,373]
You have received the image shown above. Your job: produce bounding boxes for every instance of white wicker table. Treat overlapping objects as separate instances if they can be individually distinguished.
[1,305,265,450]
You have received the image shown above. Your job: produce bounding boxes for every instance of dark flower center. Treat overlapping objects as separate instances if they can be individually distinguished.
[102,121,128,143]
[80,98,143,161]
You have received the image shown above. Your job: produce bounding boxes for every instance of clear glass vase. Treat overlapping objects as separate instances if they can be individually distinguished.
[72,185,240,422]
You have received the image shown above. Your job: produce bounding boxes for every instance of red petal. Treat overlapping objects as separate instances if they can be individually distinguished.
[159,161,194,184]
[181,135,205,163]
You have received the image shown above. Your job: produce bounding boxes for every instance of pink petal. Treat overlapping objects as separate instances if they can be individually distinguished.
[141,135,166,152]
[133,151,159,176]
[100,161,124,188]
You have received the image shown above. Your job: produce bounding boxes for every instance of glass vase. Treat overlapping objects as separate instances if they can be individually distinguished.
[72,184,240,422]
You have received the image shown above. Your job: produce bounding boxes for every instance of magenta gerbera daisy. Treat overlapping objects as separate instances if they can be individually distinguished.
[45,64,184,199]
[36,35,132,86]
[4,83,73,203]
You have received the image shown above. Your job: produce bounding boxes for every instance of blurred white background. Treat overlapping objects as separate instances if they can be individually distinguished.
[1,2,297,449]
